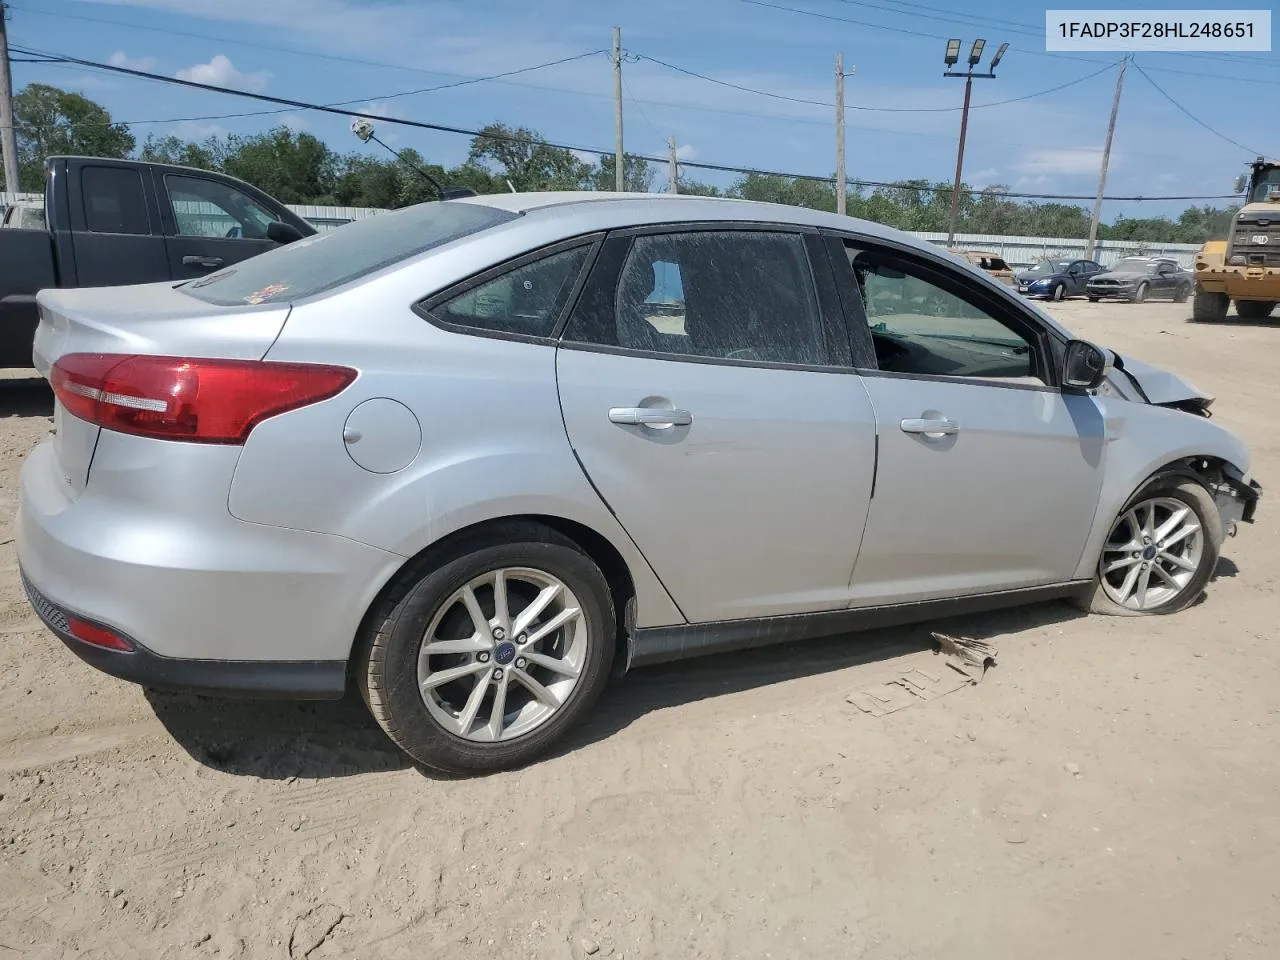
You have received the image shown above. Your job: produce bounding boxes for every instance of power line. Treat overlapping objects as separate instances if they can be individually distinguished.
[1130,60,1266,156]
[637,53,1118,112]
[6,44,1247,203]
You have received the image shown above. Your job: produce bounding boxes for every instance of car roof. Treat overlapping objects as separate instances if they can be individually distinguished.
[455,190,922,244]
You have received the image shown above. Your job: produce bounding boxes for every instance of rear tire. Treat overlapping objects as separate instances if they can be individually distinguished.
[1235,299,1277,320]
[1129,282,1148,304]
[356,524,615,774]
[1192,288,1229,322]
[1072,478,1221,618]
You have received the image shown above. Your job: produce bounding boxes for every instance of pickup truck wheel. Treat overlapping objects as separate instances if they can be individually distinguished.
[1192,289,1229,322]
[1129,282,1148,304]
[1235,299,1277,320]
[1073,478,1220,618]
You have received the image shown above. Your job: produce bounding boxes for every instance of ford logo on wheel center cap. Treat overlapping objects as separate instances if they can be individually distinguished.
[495,641,516,665]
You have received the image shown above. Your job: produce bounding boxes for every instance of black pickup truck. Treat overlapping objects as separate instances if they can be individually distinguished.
[0,156,315,368]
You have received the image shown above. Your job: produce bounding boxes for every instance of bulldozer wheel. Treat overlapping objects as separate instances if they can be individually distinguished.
[1235,300,1277,321]
[1191,289,1229,322]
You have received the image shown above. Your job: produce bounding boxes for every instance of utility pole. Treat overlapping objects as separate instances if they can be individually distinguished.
[1086,56,1127,262]
[668,136,678,194]
[943,39,1008,248]
[612,26,624,193]
[835,52,846,216]
[0,3,22,200]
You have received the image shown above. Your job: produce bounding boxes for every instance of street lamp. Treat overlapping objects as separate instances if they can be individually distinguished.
[943,39,1008,248]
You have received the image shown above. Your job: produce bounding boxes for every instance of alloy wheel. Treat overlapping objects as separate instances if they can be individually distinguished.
[417,567,587,742]
[1099,496,1204,611]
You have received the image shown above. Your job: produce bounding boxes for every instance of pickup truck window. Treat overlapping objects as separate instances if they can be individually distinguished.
[83,166,150,235]
[181,201,520,306]
[165,175,278,240]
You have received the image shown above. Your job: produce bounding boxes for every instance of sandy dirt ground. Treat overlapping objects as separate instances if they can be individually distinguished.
[1,297,1277,960]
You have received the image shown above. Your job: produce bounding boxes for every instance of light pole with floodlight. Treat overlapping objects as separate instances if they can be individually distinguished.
[943,39,1008,247]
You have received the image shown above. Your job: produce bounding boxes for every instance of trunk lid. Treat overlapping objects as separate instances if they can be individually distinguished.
[34,281,293,495]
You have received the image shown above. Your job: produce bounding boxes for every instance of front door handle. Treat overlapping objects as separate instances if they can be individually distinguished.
[182,255,225,269]
[609,407,693,428]
[901,417,959,438]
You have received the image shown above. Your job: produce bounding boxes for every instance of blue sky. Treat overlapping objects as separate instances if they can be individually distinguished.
[8,0,1277,219]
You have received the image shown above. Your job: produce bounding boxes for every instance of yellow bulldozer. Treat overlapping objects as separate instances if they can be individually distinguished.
[1193,157,1280,322]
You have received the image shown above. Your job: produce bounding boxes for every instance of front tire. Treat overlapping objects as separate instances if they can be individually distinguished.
[1235,299,1277,320]
[1052,282,1066,302]
[1192,288,1229,322]
[1129,282,1148,304]
[1073,478,1221,617]
[1087,294,1100,302]
[357,525,615,774]
[1173,283,1190,303]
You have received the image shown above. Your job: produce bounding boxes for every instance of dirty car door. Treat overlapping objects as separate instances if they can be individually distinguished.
[156,172,288,281]
[833,237,1106,605]
[556,227,876,623]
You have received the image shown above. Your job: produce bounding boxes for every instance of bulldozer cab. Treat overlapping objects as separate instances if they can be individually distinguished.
[1239,159,1280,204]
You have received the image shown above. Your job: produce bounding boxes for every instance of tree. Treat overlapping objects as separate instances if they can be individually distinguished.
[592,154,653,192]
[731,173,835,210]
[218,127,339,204]
[675,179,725,197]
[138,134,219,171]
[467,123,591,191]
[13,83,135,190]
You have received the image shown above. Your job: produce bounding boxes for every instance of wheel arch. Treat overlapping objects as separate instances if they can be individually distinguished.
[1072,438,1248,581]
[349,513,661,684]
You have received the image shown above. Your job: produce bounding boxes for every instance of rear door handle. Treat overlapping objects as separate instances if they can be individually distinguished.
[609,407,693,427]
[901,417,959,438]
[182,255,224,269]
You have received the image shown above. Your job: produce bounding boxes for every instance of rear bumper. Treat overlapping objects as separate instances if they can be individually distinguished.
[21,571,346,699]
[16,437,404,698]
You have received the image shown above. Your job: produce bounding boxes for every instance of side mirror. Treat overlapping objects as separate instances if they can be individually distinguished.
[1062,339,1111,391]
[267,220,305,245]
[1233,174,1247,195]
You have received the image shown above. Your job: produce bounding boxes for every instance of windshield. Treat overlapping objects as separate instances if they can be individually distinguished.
[1026,260,1070,276]
[179,201,520,306]
[1250,167,1280,203]
[1112,258,1154,274]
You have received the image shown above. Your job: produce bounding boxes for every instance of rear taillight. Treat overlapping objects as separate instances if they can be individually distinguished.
[50,353,356,445]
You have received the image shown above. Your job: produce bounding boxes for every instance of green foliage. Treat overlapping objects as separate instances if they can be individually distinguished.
[8,83,1243,244]
[13,83,135,191]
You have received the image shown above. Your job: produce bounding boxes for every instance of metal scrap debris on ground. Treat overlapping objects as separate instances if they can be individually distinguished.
[847,632,998,717]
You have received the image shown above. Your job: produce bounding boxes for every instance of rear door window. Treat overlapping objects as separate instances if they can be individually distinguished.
[180,201,520,306]
[82,166,150,236]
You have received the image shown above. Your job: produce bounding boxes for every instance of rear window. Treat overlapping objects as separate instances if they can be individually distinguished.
[179,201,520,306]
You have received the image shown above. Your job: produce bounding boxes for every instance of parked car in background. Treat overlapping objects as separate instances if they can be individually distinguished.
[957,249,1015,286]
[1087,257,1192,304]
[1015,258,1105,301]
[17,193,1260,774]
[0,155,314,368]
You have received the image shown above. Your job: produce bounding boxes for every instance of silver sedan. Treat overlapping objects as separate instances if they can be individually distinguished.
[17,193,1261,773]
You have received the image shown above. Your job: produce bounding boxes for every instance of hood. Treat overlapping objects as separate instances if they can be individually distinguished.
[1017,271,1062,283]
[1108,350,1214,409]
[1093,270,1148,282]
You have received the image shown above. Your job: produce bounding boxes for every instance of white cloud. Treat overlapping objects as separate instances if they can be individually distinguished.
[108,50,156,71]
[1016,148,1106,176]
[356,101,406,120]
[176,54,270,93]
[279,113,309,132]
[676,143,697,161]
[968,166,999,186]
[169,120,228,142]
